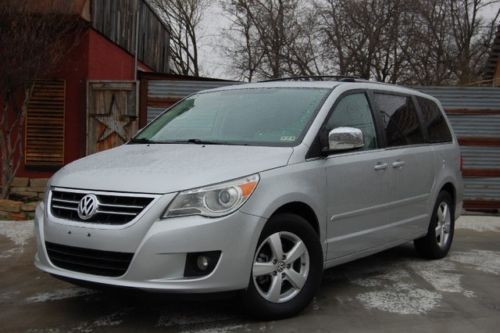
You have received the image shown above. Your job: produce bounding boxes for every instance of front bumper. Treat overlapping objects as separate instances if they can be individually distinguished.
[34,195,266,293]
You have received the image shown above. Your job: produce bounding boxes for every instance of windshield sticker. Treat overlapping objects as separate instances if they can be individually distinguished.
[280,136,296,142]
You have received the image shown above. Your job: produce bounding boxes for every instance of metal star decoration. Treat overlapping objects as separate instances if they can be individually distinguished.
[94,95,130,142]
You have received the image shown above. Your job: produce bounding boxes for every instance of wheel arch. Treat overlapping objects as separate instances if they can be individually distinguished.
[271,201,320,237]
[440,182,456,207]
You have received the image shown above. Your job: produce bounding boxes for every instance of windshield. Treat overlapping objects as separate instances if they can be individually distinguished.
[133,87,331,146]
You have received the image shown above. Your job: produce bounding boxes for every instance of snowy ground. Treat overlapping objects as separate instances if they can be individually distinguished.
[1,215,500,332]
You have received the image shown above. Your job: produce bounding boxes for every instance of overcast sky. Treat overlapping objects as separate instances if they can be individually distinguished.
[196,1,500,80]
[196,3,232,79]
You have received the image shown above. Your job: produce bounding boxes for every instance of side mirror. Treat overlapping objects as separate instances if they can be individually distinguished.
[328,127,364,151]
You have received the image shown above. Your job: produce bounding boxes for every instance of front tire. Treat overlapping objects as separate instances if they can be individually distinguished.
[414,191,455,259]
[243,213,323,319]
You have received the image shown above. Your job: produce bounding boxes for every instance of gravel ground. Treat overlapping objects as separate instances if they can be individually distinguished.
[1,215,499,333]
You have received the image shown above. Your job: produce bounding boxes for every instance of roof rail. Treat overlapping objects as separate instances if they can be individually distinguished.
[260,75,361,82]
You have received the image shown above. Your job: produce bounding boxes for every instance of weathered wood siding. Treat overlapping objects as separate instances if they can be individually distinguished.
[25,80,65,167]
[87,81,138,154]
[90,0,170,73]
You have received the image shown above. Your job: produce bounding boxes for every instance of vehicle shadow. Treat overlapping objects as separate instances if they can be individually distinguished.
[46,243,422,332]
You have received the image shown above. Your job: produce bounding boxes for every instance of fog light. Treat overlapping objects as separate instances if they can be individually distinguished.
[184,251,221,278]
[197,255,210,271]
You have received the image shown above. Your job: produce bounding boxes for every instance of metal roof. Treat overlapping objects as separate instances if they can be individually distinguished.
[414,86,500,109]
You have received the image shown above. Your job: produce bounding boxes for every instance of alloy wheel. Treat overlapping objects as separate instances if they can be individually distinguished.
[252,231,310,303]
[435,201,451,248]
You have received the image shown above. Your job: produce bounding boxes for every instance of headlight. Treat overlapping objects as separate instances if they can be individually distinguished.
[163,174,260,218]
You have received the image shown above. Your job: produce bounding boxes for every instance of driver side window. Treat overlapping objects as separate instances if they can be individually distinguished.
[326,93,378,150]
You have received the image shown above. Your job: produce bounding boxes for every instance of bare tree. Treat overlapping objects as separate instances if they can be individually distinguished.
[318,0,416,82]
[222,1,264,81]
[0,0,85,199]
[223,0,322,81]
[316,0,499,85]
[449,0,500,84]
[151,0,207,76]
[223,0,498,84]
[401,0,456,85]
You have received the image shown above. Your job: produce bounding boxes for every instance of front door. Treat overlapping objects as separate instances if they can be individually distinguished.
[324,92,394,260]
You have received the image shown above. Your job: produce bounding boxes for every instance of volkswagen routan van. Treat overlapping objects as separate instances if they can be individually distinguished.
[34,78,463,319]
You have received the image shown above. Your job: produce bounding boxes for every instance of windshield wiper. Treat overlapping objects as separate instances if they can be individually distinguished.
[172,139,248,146]
[186,138,223,145]
[129,137,154,144]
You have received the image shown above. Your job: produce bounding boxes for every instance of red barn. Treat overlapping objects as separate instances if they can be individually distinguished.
[18,0,170,182]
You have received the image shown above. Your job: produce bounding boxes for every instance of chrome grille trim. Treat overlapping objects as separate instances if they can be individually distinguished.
[49,187,160,226]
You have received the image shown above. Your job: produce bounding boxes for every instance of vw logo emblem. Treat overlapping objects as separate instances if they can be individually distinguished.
[78,194,99,220]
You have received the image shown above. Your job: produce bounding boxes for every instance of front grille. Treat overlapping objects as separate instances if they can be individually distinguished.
[46,242,133,277]
[50,189,155,225]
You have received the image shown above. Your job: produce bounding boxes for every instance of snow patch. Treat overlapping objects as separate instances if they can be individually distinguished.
[180,324,245,333]
[25,287,96,303]
[350,278,382,288]
[352,266,442,315]
[88,313,124,328]
[68,311,126,333]
[0,290,20,303]
[156,311,233,328]
[409,260,474,297]
[0,220,33,255]
[356,282,442,315]
[456,216,500,232]
[0,247,22,259]
[450,250,500,275]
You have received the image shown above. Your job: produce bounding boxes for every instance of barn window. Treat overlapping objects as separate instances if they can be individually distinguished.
[25,80,65,167]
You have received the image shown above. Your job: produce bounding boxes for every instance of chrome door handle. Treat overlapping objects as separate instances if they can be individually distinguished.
[374,162,388,171]
[392,160,406,168]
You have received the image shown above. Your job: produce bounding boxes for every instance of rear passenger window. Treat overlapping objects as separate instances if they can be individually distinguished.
[417,97,452,143]
[326,93,377,150]
[374,93,425,147]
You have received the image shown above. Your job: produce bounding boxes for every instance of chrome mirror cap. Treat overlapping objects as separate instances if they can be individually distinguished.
[328,127,364,151]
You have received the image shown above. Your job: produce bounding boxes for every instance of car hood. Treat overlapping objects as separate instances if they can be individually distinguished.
[51,144,293,193]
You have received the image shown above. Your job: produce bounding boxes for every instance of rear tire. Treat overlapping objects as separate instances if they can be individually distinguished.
[414,191,455,259]
[243,213,323,320]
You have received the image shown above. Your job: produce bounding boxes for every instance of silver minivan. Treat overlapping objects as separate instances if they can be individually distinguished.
[34,78,463,318]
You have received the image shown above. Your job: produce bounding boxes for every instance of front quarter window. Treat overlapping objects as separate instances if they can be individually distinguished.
[325,93,378,150]
[134,88,331,146]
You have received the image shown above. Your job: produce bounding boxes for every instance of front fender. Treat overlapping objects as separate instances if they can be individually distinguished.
[240,161,327,248]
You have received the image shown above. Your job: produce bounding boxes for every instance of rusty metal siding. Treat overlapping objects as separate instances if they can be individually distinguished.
[460,147,500,169]
[146,80,240,122]
[447,114,500,137]
[464,178,500,199]
[415,87,500,109]
[148,80,239,99]
[147,107,166,123]
[416,86,500,210]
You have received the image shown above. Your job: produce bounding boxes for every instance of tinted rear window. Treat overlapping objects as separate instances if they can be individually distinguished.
[374,93,425,147]
[417,97,452,143]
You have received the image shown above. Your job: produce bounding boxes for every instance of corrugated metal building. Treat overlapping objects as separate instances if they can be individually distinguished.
[416,87,500,211]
